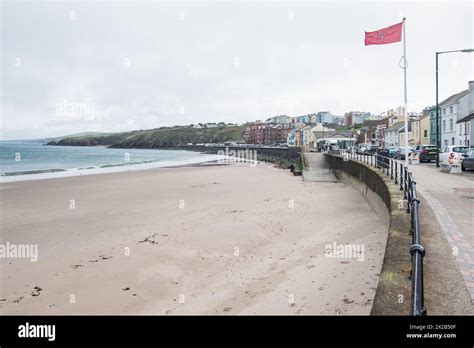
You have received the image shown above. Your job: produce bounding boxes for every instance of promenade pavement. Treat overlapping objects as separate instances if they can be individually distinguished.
[406,162,474,301]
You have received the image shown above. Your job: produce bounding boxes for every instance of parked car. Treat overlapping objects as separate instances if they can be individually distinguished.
[394,146,414,160]
[367,144,378,154]
[386,147,397,158]
[439,145,469,163]
[462,149,474,171]
[413,144,438,163]
[355,145,367,154]
[356,143,375,154]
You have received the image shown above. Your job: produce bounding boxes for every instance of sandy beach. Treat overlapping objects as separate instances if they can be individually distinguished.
[0,163,387,315]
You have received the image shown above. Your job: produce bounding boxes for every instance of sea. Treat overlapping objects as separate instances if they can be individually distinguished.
[0,141,220,183]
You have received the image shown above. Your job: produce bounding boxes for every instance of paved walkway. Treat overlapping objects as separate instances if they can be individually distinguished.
[302,153,337,182]
[406,163,474,301]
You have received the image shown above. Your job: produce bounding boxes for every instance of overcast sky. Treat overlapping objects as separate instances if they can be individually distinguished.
[1,0,473,140]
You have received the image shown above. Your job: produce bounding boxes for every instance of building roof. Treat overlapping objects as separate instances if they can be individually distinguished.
[440,89,469,106]
[420,113,429,121]
[313,131,355,139]
[386,121,405,132]
[457,112,474,124]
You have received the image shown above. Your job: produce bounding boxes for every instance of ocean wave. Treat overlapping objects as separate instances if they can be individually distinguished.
[99,159,156,168]
[1,168,67,176]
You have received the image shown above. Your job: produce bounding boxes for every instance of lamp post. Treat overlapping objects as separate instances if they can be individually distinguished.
[322,113,325,151]
[435,48,474,167]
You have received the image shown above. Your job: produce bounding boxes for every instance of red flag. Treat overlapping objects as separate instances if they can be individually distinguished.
[364,21,403,46]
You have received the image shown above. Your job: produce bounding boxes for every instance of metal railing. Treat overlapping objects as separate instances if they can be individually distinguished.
[328,149,426,316]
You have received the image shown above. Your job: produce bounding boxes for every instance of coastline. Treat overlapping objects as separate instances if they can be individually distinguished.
[0,153,223,183]
[0,163,387,315]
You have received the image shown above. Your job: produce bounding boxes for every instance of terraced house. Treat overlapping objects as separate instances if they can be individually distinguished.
[456,81,474,147]
[440,87,470,147]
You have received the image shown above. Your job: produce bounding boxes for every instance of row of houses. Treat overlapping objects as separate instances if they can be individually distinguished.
[243,81,474,149]
[244,111,370,147]
[244,123,292,145]
[264,112,340,125]
[244,120,357,149]
[378,81,474,149]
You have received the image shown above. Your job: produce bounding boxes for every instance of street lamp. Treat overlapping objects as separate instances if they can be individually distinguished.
[322,113,325,152]
[435,48,474,167]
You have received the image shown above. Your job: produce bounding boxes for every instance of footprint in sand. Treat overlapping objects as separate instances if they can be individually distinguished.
[138,236,158,244]
[13,296,24,303]
[89,255,112,263]
[31,286,42,297]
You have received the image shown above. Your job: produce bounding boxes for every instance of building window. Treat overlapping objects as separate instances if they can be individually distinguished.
[450,106,453,114]
[443,120,446,132]
[459,124,462,136]
[444,140,448,146]
[467,122,470,135]
[442,108,446,115]
[451,137,455,145]
[424,130,427,137]
[450,119,454,132]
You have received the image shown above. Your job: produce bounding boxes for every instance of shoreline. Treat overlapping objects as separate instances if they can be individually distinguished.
[0,154,224,183]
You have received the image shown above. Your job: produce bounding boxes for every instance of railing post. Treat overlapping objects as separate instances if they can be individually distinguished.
[394,160,398,184]
[400,163,404,191]
[390,159,393,179]
[406,174,411,212]
[403,166,408,199]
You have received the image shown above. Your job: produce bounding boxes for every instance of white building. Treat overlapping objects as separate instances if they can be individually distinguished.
[316,111,333,124]
[384,122,404,148]
[440,89,469,146]
[456,81,474,147]
[266,115,291,124]
[353,112,371,125]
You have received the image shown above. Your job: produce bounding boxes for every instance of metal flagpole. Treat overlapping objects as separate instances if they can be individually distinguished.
[402,17,409,166]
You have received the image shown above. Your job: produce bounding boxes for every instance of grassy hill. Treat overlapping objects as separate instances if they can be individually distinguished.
[46,126,246,148]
